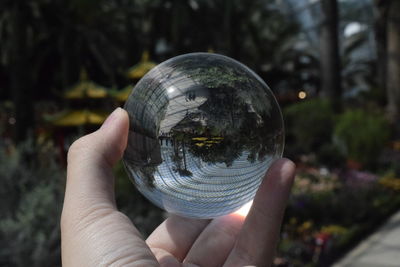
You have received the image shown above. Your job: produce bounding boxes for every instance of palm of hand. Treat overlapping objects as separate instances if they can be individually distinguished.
[61,108,294,267]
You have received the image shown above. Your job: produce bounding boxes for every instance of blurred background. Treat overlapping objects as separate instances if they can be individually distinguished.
[0,0,399,266]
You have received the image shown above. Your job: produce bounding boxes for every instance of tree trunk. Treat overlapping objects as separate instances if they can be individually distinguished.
[10,0,34,143]
[182,141,187,171]
[373,0,389,95]
[386,1,400,124]
[319,0,342,111]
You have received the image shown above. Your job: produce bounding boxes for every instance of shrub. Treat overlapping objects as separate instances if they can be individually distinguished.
[280,177,400,266]
[0,138,164,267]
[0,139,64,267]
[316,143,345,169]
[284,99,335,158]
[334,109,390,168]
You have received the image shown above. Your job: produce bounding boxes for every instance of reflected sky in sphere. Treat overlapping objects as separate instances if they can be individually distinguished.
[123,53,284,219]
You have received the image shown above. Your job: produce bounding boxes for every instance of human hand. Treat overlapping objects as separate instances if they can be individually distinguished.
[61,107,295,267]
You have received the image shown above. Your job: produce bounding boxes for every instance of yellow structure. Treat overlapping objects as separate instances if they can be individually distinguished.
[47,70,111,127]
[126,51,156,80]
[112,51,157,102]
[50,110,108,127]
[111,86,133,102]
[192,136,223,147]
[64,70,109,99]
[48,52,156,128]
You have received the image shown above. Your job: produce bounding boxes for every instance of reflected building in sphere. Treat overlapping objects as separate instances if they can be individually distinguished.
[123,53,284,218]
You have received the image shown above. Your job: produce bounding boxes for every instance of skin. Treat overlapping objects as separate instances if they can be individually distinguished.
[61,108,296,267]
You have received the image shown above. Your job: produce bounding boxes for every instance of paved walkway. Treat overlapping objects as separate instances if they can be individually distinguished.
[333,210,400,267]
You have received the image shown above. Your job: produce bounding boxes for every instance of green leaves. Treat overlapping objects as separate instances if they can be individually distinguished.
[334,109,390,166]
[0,139,64,266]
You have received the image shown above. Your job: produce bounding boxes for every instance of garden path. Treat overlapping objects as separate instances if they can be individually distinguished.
[333,210,400,267]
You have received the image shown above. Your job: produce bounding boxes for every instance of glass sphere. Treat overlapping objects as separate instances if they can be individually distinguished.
[123,53,284,219]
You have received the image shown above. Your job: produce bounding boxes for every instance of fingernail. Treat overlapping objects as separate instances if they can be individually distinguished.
[101,108,121,129]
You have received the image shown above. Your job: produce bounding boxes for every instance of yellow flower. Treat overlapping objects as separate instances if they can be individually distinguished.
[379,177,400,191]
[320,225,347,236]
[298,220,313,233]
[393,141,400,151]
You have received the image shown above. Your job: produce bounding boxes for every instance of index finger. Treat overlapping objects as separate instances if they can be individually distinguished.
[146,215,210,262]
[223,158,296,267]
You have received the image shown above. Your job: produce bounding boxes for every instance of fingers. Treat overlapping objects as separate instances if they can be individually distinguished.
[183,213,245,267]
[223,158,296,267]
[61,108,158,267]
[146,215,210,263]
[148,158,295,267]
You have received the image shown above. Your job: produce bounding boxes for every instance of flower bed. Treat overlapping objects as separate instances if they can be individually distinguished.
[275,167,400,266]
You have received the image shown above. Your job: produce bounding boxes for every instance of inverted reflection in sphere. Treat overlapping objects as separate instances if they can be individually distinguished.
[123,53,284,219]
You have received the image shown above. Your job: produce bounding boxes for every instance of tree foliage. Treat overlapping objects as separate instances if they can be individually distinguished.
[0,140,64,266]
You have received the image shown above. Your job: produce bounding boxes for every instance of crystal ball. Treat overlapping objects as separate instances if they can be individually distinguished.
[123,53,284,219]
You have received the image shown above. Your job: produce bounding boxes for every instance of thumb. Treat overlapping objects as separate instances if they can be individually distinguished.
[61,108,159,266]
[63,107,129,219]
